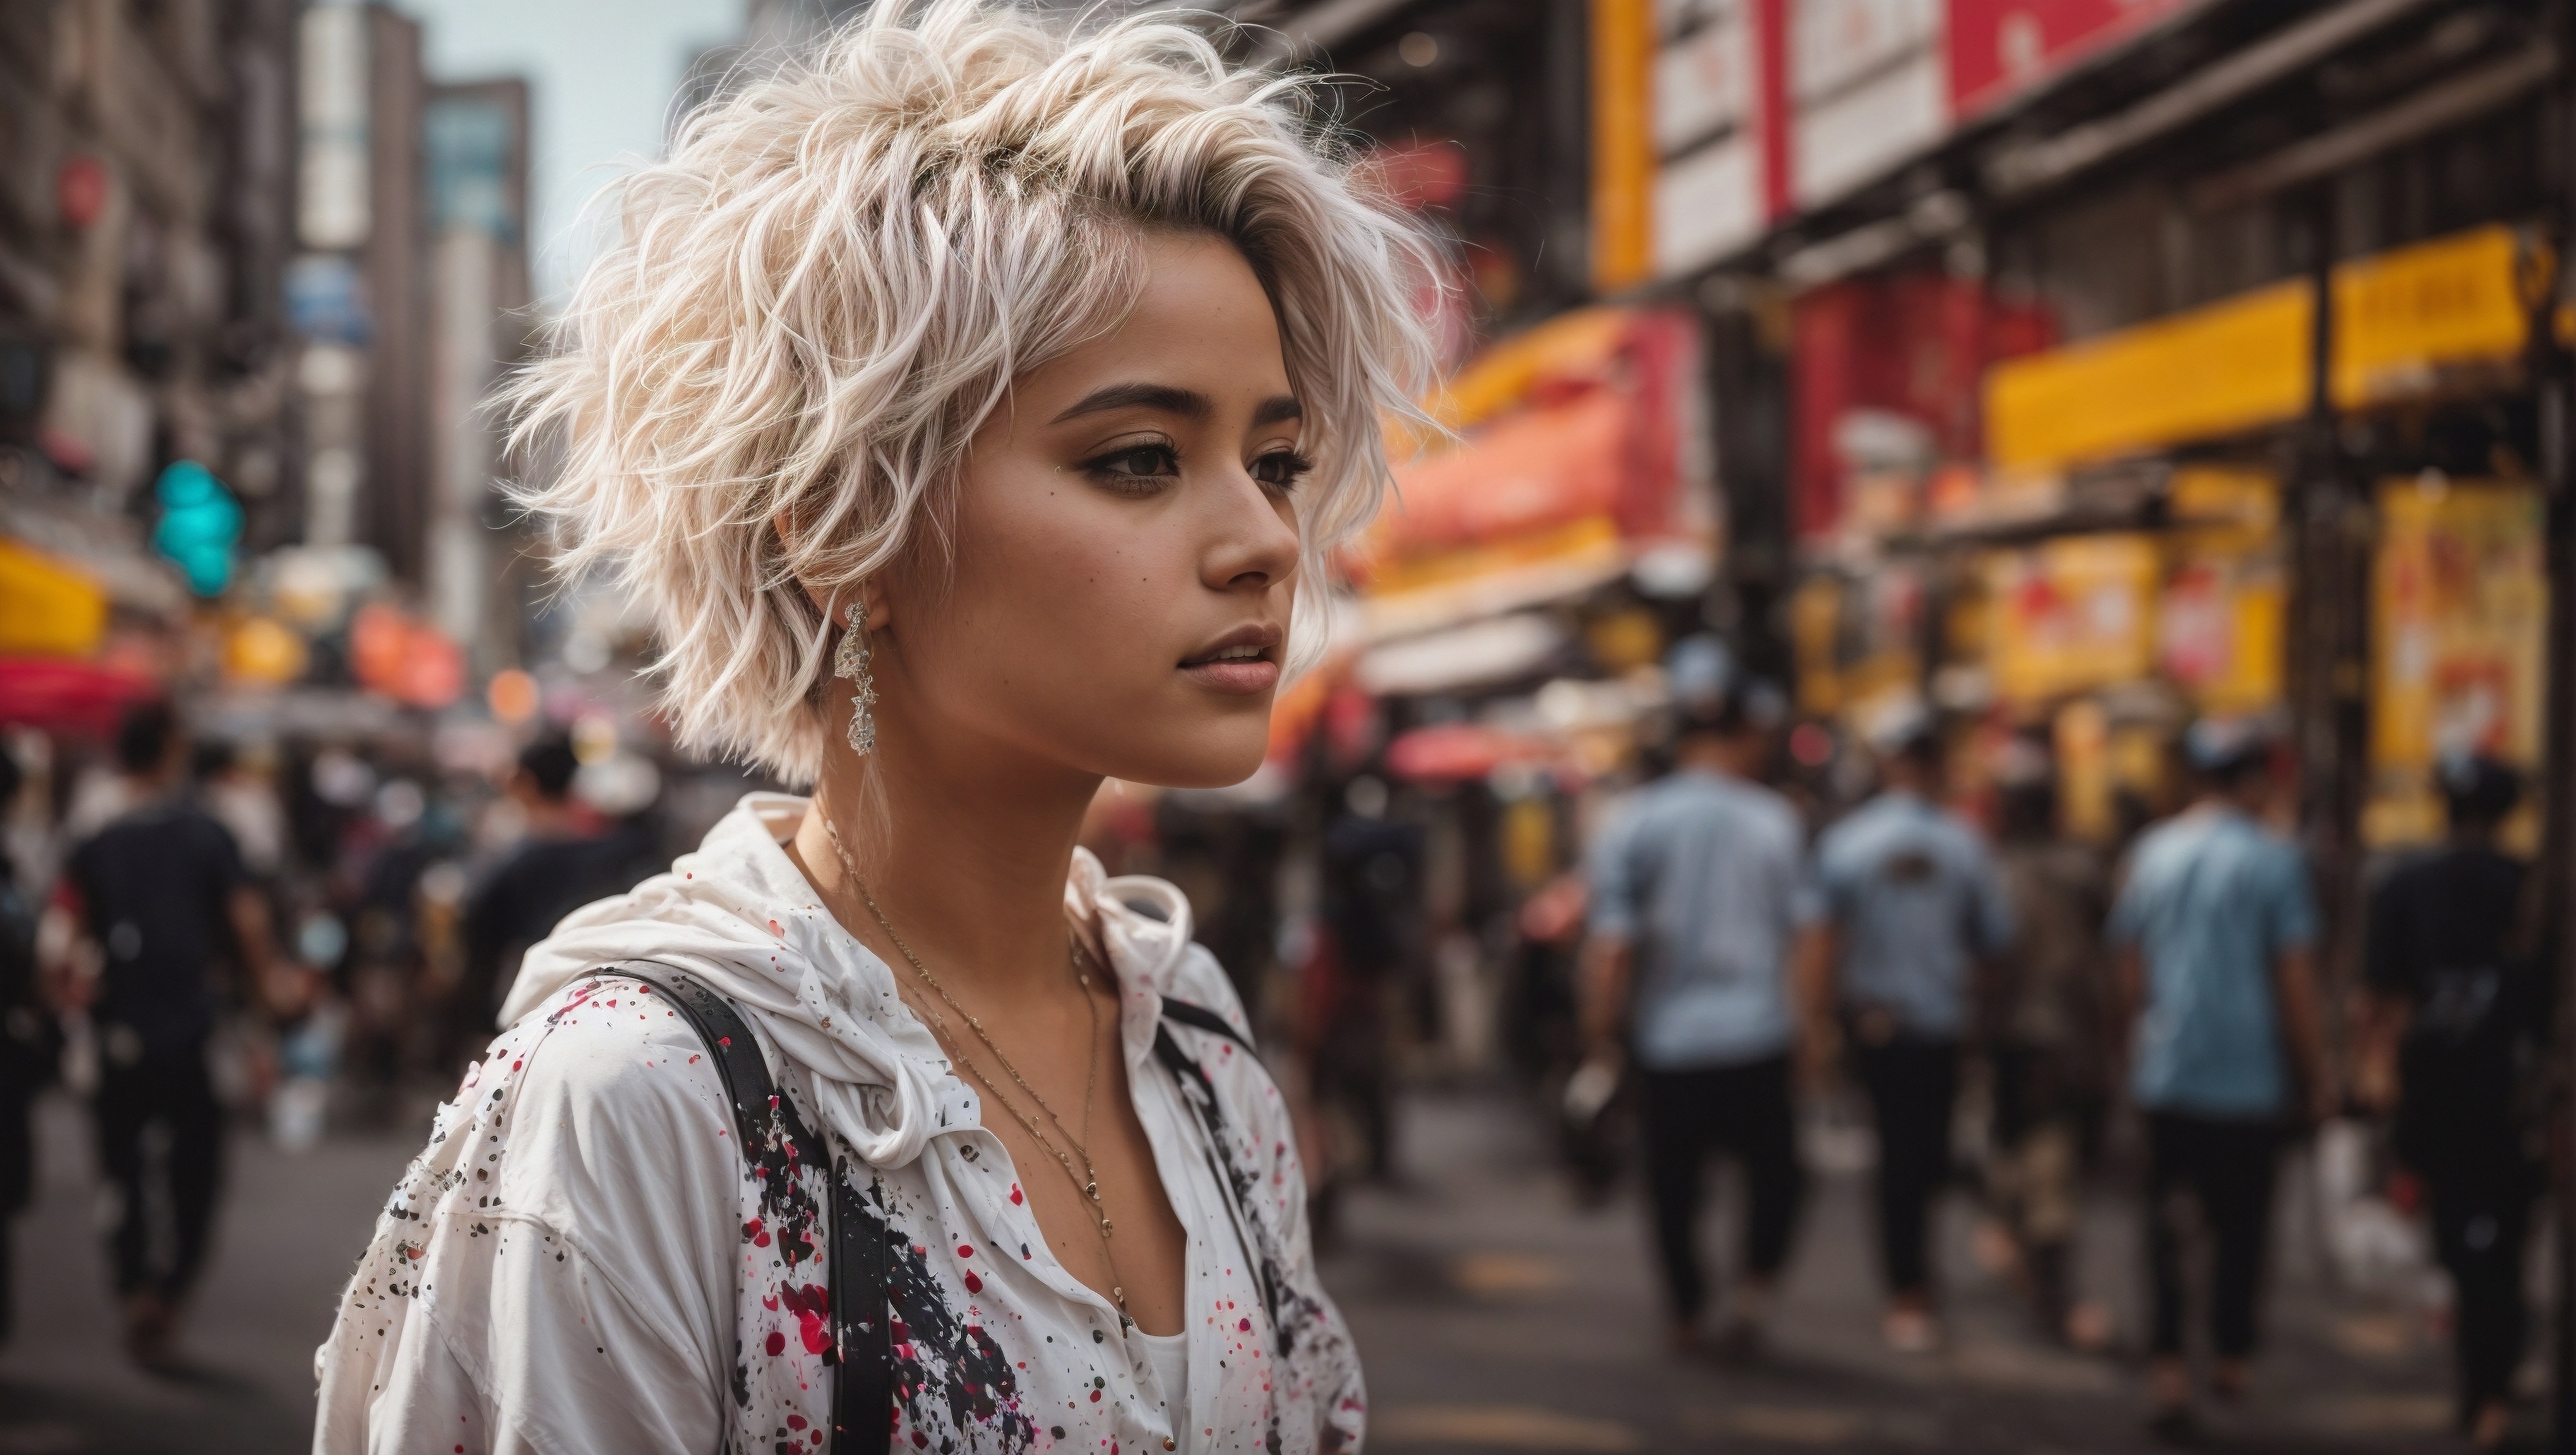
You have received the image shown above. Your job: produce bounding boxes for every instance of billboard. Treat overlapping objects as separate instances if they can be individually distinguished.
[1594,0,2215,287]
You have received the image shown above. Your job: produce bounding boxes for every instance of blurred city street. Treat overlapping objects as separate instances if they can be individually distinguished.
[0,1094,408,1454]
[6,0,2576,1450]
[1332,1093,2484,1455]
[0,1082,2501,1454]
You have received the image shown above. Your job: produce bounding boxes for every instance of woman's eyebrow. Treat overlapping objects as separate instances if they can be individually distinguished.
[1251,395,1303,428]
[1050,382,1210,423]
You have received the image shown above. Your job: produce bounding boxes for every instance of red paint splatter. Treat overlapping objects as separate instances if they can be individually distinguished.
[1010,1184,1023,1205]
[963,1271,982,1293]
[744,1218,764,1239]
[769,919,784,936]
[1088,1390,1101,1403]
[1239,1317,1252,1331]
[957,1243,974,1259]
[765,1331,787,1356]
[787,1416,807,1430]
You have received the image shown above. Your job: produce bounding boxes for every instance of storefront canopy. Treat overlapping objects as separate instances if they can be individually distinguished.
[1349,306,1711,642]
[0,657,160,736]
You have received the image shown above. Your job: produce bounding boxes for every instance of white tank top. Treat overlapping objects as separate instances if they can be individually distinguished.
[1138,1327,1190,1450]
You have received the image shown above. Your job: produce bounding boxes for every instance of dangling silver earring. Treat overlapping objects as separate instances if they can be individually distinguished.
[833,599,878,755]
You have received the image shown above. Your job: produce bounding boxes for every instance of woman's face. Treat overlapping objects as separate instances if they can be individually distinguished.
[875,231,1306,792]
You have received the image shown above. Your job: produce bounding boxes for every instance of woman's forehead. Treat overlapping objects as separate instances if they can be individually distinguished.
[1018,236,1292,416]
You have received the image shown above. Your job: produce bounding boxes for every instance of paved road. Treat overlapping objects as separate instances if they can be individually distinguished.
[1320,1089,2516,1455]
[0,1093,412,1455]
[0,1084,2531,1454]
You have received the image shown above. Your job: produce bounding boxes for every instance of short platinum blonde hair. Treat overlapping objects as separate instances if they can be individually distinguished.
[509,0,1442,784]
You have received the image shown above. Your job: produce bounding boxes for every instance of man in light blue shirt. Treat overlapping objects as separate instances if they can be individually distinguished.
[1812,710,2012,1351]
[1583,659,1824,1359]
[2109,718,2327,1435]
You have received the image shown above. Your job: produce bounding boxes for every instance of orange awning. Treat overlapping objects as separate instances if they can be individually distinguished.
[1361,387,1633,573]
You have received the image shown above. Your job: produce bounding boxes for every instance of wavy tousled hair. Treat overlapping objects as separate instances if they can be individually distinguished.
[506,0,1442,784]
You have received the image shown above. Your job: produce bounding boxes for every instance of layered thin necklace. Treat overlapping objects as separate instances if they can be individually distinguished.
[818,815,1133,1322]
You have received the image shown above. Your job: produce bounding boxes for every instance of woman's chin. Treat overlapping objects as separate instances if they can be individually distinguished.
[1107,734,1272,792]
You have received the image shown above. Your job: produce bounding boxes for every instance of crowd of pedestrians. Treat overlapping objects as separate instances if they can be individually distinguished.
[1577,641,2545,1447]
[0,700,664,1368]
[0,664,2548,1449]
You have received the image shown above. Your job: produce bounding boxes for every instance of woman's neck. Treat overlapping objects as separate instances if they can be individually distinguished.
[791,707,1103,1002]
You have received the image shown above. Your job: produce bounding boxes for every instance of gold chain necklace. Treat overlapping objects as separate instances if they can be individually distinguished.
[818,816,1131,1319]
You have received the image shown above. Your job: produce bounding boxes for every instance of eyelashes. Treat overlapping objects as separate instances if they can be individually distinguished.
[1077,441,1314,494]
[1082,442,1181,489]
[1251,450,1316,489]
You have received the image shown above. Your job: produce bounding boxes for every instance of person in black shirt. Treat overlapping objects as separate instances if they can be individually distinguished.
[2358,755,2539,1449]
[455,734,641,1063]
[0,747,50,1350]
[52,702,283,1365]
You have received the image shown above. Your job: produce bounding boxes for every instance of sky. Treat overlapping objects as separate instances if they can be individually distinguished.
[390,0,742,301]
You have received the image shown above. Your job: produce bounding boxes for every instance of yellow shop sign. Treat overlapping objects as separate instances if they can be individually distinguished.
[1986,280,2315,471]
[2333,225,2540,407]
[0,537,107,657]
[1987,225,2543,470]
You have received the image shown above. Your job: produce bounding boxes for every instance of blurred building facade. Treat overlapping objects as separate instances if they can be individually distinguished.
[1247,0,2576,1423]
[1240,0,2567,972]
[0,0,535,748]
[1,0,302,662]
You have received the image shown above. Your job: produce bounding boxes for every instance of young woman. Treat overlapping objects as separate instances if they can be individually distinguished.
[311,4,1436,1451]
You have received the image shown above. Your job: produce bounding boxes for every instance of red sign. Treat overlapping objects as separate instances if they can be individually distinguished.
[56,155,109,231]
[1947,0,2207,120]
[350,603,467,710]
[0,657,158,736]
[1792,274,2055,540]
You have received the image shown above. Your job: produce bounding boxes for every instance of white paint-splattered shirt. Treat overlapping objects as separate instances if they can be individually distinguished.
[313,794,1364,1455]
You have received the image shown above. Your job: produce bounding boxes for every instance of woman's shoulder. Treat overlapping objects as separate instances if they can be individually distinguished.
[492,973,745,1203]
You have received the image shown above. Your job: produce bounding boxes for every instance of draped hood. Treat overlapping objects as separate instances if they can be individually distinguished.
[499,791,1201,1170]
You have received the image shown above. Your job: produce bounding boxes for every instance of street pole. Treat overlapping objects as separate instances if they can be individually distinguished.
[2547,9,2576,1446]
[2546,296,2576,1455]
[2287,188,2368,1074]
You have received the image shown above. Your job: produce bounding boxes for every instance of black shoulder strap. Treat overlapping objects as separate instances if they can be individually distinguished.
[1151,998,1284,1350]
[1159,995,1254,1052]
[612,963,811,1148]
[607,964,890,1455]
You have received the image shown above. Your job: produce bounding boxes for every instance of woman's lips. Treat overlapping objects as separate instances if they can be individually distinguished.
[1182,657,1280,694]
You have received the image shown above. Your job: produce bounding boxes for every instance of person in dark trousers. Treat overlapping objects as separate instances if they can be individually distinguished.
[1813,708,2012,1353]
[0,747,49,1348]
[2357,754,2539,1449]
[1582,649,1826,1359]
[456,733,635,1061]
[51,702,283,1365]
[2109,718,2330,1438]
[1311,773,1420,1187]
[1981,751,2111,1348]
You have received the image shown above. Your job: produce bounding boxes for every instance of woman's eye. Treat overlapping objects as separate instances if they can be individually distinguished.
[1251,450,1314,489]
[1085,443,1181,484]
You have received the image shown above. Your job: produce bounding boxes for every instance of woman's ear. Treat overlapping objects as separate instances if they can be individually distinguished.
[773,510,894,633]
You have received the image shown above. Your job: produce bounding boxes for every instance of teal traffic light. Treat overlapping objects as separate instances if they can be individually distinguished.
[152,460,242,597]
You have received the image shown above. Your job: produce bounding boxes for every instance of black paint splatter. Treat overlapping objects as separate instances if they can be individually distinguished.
[882,1219,1035,1451]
